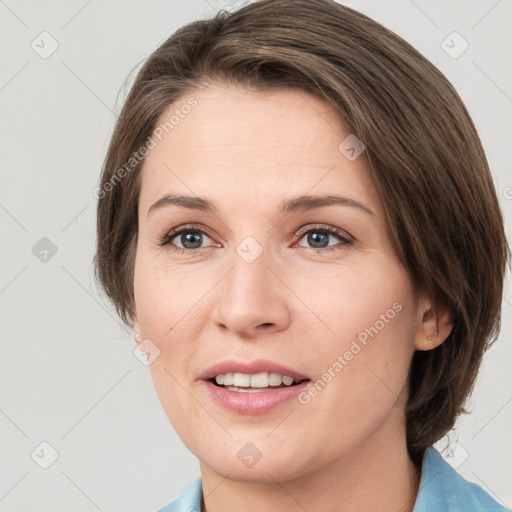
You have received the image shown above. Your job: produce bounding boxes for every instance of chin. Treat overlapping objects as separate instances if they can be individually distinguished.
[194,436,321,484]
[201,456,307,484]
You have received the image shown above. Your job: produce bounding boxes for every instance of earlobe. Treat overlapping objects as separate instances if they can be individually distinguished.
[415,298,454,351]
[130,308,141,345]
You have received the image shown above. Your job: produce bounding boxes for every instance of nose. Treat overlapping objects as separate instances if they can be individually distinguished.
[211,248,291,339]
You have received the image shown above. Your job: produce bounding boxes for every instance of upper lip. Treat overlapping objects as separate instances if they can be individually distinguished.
[200,359,310,381]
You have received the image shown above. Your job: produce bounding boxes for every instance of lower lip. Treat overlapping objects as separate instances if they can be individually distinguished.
[201,379,310,414]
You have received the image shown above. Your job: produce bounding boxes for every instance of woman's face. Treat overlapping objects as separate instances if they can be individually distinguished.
[132,84,427,482]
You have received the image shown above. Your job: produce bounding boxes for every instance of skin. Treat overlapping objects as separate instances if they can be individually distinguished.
[131,83,453,512]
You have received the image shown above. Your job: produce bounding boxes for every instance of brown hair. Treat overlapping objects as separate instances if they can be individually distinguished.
[93,0,510,465]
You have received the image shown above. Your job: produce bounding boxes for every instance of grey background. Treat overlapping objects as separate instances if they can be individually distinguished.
[0,0,511,511]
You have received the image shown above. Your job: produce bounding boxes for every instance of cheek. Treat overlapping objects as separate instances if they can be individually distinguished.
[134,252,200,338]
[298,261,416,412]
[295,259,414,351]
[145,362,225,467]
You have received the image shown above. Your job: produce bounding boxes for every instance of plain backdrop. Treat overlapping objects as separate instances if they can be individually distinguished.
[1,1,511,511]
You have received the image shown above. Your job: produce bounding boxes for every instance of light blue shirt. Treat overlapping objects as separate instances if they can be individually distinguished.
[157,447,509,512]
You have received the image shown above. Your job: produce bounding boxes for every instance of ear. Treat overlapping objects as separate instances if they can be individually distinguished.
[414,293,454,351]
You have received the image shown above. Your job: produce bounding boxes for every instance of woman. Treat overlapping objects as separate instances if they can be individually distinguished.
[93,0,509,510]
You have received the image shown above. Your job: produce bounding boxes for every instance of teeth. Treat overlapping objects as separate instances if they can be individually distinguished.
[268,372,283,386]
[224,386,274,393]
[213,372,299,388]
[250,372,269,388]
[282,375,294,386]
[233,373,250,387]
[223,373,234,386]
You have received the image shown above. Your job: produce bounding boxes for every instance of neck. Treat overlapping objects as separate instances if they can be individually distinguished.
[199,416,421,512]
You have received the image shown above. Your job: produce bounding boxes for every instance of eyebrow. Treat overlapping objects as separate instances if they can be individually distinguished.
[147,193,375,217]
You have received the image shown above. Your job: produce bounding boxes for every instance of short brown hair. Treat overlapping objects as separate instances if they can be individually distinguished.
[93,0,510,464]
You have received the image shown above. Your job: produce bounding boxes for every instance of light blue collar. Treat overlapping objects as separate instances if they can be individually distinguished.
[412,446,507,511]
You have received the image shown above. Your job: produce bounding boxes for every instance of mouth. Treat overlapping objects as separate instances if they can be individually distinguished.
[208,372,309,393]
[199,361,311,414]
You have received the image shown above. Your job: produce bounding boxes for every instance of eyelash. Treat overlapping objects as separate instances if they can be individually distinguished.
[157,223,354,254]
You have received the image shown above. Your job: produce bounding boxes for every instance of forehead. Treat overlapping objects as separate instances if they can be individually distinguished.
[139,84,379,215]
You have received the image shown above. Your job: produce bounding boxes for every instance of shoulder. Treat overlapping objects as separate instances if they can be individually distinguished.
[156,476,203,512]
[413,447,509,512]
